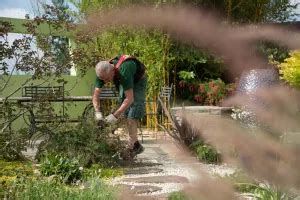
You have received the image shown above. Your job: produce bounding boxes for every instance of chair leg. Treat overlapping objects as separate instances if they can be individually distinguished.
[138,120,144,143]
[142,129,144,143]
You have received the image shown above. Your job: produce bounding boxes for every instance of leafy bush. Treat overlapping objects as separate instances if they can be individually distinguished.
[278,50,300,88]
[236,182,296,200]
[0,103,29,161]
[36,120,124,167]
[177,78,236,105]
[40,154,83,184]
[168,191,191,200]
[0,129,28,161]
[196,144,221,164]
[190,140,221,164]
[178,71,196,81]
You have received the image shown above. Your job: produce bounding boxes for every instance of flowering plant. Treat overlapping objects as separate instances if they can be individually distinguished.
[177,78,236,105]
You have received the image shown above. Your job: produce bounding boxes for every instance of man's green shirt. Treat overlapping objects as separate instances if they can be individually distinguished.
[95,57,138,91]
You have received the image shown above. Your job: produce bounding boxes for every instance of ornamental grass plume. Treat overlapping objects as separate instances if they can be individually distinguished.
[184,85,300,190]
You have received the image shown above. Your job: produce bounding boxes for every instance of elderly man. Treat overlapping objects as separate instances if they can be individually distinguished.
[93,55,147,157]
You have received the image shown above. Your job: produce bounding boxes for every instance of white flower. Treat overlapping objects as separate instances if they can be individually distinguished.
[79,167,83,171]
[79,185,85,190]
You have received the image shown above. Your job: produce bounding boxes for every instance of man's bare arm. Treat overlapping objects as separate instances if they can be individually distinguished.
[113,89,134,118]
[92,87,101,112]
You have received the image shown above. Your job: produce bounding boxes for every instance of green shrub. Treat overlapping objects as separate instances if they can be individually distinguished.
[236,183,295,200]
[0,119,29,161]
[279,50,300,88]
[168,191,191,200]
[40,154,83,184]
[196,144,221,164]
[191,140,221,164]
[177,78,236,105]
[36,121,124,167]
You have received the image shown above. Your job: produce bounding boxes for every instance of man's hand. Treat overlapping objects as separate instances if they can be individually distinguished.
[105,114,118,124]
[95,111,104,121]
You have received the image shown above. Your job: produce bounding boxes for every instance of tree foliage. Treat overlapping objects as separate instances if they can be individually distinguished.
[31,0,75,74]
[67,0,297,96]
[68,0,226,98]
[190,0,298,23]
[0,4,77,160]
[69,0,298,23]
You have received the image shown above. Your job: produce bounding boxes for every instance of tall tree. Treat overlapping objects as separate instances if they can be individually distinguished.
[31,0,74,74]
[195,0,298,23]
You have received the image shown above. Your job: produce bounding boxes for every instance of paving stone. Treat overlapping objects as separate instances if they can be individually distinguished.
[124,167,164,175]
[122,175,189,184]
[119,184,162,194]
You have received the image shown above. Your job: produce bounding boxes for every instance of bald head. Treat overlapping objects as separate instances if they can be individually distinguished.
[95,61,115,82]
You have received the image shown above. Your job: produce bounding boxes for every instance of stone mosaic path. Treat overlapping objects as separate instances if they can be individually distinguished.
[110,139,205,199]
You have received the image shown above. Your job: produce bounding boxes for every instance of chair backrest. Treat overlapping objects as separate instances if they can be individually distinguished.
[99,87,119,99]
[22,86,64,99]
[159,84,173,102]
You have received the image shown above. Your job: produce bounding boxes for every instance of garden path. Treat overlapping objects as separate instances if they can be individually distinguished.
[22,133,235,200]
[110,136,235,200]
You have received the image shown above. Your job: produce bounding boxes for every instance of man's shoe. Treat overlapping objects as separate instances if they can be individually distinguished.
[133,141,144,155]
[120,148,134,161]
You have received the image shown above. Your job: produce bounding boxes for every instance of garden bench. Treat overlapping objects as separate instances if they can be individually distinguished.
[22,86,64,99]
[20,85,67,129]
[98,87,119,100]
[21,85,119,124]
[82,86,119,121]
[1,85,122,135]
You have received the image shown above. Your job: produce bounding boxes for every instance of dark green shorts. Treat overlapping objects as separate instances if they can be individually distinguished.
[122,77,147,120]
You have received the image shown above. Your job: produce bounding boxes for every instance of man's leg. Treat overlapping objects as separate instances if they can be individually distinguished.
[127,118,138,149]
[126,118,144,154]
[124,77,146,155]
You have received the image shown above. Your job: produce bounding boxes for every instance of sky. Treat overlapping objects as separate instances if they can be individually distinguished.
[0,0,77,19]
[0,0,60,74]
[0,0,37,19]
[0,0,79,75]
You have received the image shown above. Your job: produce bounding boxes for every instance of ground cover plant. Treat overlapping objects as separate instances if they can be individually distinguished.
[6,178,116,200]
[0,160,35,198]
[190,140,221,164]
[168,191,191,200]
